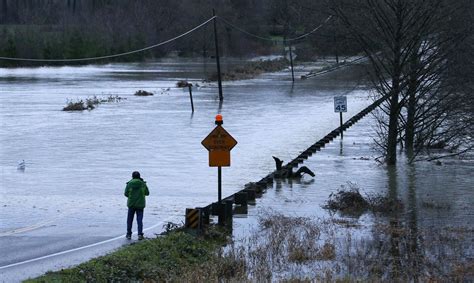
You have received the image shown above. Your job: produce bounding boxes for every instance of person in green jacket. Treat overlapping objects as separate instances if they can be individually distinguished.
[124,171,149,240]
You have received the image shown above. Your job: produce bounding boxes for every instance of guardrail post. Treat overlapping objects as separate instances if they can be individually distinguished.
[243,188,256,201]
[198,206,210,227]
[234,192,248,206]
[224,200,233,228]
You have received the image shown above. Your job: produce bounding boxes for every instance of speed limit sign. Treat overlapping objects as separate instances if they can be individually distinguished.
[334,96,347,112]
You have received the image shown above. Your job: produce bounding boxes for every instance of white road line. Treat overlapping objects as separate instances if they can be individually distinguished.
[0,202,94,237]
[0,216,179,270]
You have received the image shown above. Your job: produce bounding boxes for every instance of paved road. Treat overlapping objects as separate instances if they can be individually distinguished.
[0,219,172,282]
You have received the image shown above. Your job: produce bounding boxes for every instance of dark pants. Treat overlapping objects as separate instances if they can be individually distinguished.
[127,208,144,235]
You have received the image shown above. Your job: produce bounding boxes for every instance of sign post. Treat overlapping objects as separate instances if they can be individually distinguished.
[334,96,347,139]
[201,114,237,202]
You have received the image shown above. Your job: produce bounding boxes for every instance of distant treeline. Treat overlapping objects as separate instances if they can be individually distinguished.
[0,0,363,66]
[0,0,471,67]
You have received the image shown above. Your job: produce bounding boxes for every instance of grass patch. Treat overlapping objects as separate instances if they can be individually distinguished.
[315,242,336,261]
[207,58,289,81]
[26,226,235,282]
[324,186,370,215]
[324,183,403,216]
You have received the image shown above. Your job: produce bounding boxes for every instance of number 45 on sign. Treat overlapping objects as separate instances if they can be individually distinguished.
[334,96,347,113]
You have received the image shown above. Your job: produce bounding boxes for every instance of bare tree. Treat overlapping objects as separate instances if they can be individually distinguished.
[332,0,472,164]
[333,0,419,164]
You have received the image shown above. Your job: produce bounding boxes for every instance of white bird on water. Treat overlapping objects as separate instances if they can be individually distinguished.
[17,160,26,171]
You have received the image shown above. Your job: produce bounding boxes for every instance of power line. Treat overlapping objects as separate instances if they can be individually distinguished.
[286,16,333,41]
[217,15,333,43]
[216,18,277,42]
[0,16,216,63]
[301,56,369,79]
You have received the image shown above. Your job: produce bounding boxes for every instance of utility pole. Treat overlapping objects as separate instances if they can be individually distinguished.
[213,9,224,101]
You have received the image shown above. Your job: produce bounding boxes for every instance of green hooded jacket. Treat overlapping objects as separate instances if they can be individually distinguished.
[124,178,150,209]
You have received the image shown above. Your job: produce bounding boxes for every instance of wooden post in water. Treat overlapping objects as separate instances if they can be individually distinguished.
[188,84,194,112]
[212,9,224,101]
[288,43,295,82]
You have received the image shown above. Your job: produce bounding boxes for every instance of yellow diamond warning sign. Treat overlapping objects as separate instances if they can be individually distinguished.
[201,125,237,167]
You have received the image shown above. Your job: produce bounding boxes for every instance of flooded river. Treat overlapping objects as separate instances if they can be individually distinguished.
[0,58,472,280]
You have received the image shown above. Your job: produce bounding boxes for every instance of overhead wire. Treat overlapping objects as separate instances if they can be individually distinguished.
[217,15,333,43]
[285,15,333,42]
[0,16,216,62]
[302,56,369,79]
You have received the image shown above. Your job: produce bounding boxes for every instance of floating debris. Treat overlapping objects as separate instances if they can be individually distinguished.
[17,160,26,171]
[134,90,154,96]
[176,80,191,87]
[63,95,125,111]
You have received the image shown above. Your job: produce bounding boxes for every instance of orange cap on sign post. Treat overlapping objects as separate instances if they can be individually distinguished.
[215,114,223,125]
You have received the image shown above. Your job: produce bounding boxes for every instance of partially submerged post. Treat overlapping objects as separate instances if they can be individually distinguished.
[188,84,194,112]
[288,44,295,82]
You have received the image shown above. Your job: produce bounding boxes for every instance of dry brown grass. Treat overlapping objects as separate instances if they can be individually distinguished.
[325,183,403,216]
[316,242,336,261]
[222,210,473,282]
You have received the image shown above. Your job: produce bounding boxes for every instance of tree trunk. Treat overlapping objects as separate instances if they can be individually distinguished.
[387,29,402,165]
[405,91,416,156]
[406,84,417,157]
[405,53,419,157]
[386,1,405,165]
[387,82,400,165]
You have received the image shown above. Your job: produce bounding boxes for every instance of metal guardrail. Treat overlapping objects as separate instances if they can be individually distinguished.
[186,93,389,230]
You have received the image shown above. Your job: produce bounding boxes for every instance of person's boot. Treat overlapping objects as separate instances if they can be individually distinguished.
[138,234,144,240]
[126,233,132,240]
